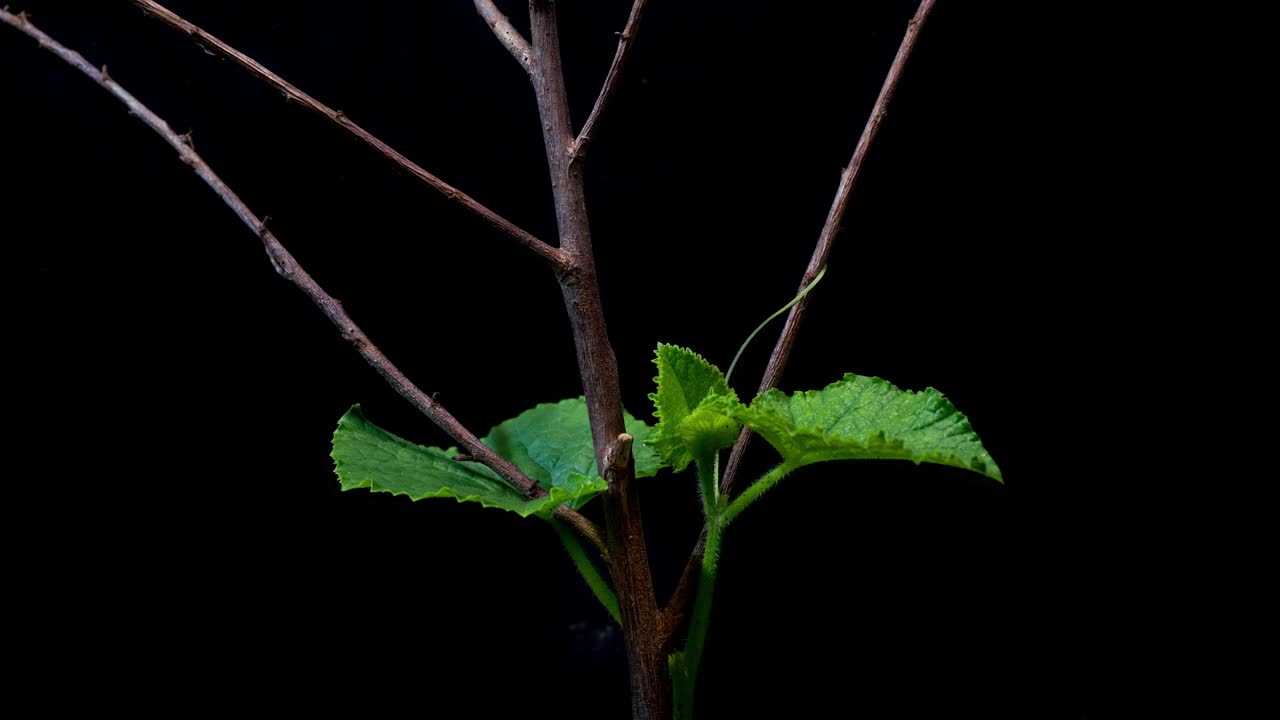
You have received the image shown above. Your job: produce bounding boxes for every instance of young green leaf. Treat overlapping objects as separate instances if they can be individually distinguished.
[648,344,741,472]
[482,398,659,508]
[734,374,1002,482]
[332,405,605,517]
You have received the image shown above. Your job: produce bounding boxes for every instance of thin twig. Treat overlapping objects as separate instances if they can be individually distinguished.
[663,0,941,641]
[127,0,568,272]
[721,0,940,498]
[472,0,532,73]
[570,0,648,160]
[1,6,604,557]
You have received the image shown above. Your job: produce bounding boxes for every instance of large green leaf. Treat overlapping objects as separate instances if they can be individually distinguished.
[648,344,741,472]
[331,405,605,517]
[734,374,1002,482]
[482,398,659,507]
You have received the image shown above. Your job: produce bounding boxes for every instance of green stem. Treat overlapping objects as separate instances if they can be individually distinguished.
[674,451,725,719]
[700,450,720,520]
[722,463,794,525]
[680,515,724,715]
[551,518,621,625]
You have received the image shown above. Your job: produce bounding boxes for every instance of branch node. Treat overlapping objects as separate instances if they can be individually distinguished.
[264,250,286,276]
[452,454,475,463]
[603,433,635,474]
[178,130,194,149]
[614,433,634,469]
[17,9,29,23]
[257,215,271,236]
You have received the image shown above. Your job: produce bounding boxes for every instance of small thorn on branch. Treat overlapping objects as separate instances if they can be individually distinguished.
[257,215,271,236]
[452,454,476,463]
[178,130,194,149]
[99,64,110,82]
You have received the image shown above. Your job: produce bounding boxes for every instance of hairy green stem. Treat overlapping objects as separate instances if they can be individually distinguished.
[699,452,720,521]
[552,518,621,624]
[722,463,794,525]
[673,451,726,718]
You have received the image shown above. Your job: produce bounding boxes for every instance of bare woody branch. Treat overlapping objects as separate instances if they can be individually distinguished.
[663,0,941,641]
[570,0,649,159]
[127,0,568,273]
[0,6,604,557]
[527,1,668,715]
[720,0,939,498]
[472,0,532,73]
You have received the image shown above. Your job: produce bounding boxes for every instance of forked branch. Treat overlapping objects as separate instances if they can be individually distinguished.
[0,6,604,557]
[127,0,568,272]
[663,0,941,641]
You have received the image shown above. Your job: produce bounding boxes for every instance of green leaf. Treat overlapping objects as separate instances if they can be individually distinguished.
[331,405,606,517]
[734,374,1002,482]
[648,344,741,472]
[481,398,659,508]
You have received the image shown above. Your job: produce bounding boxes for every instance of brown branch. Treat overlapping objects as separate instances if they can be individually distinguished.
[127,0,568,273]
[570,0,649,159]
[658,524,705,643]
[721,0,940,497]
[1,6,605,558]
[664,0,941,643]
[472,0,532,73]
[527,1,668,716]
[554,504,606,558]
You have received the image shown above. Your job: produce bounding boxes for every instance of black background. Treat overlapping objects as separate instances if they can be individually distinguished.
[5,1,1107,717]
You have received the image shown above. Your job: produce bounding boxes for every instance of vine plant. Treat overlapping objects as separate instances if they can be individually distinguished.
[2,1,1001,717]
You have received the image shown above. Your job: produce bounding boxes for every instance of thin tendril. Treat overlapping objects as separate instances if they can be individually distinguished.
[725,265,827,385]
